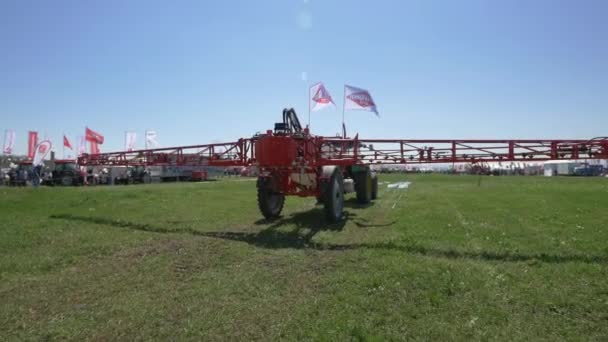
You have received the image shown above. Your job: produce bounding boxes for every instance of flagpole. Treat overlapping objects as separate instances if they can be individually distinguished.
[342,84,346,138]
[307,84,311,129]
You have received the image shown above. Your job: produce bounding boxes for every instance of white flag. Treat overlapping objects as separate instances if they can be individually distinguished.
[309,82,335,112]
[146,130,158,148]
[3,129,15,155]
[33,140,52,166]
[125,132,137,152]
[344,85,379,116]
[78,136,87,155]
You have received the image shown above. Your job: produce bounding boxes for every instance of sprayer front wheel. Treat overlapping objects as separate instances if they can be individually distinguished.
[257,177,285,219]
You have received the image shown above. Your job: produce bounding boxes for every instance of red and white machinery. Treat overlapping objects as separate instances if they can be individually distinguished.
[78,108,608,221]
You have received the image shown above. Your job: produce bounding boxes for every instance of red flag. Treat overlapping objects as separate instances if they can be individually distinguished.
[85,127,104,144]
[27,131,38,159]
[63,135,73,150]
[90,141,100,155]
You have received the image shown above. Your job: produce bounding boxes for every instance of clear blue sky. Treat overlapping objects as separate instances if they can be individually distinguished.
[1,0,607,154]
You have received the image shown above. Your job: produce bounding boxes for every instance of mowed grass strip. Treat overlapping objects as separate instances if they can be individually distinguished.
[1,175,607,340]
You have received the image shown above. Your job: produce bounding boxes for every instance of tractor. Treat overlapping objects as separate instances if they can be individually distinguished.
[113,165,151,185]
[9,161,33,186]
[254,108,378,222]
[52,160,85,186]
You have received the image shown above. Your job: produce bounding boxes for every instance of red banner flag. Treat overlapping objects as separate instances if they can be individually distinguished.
[90,141,100,155]
[27,131,38,159]
[63,135,73,150]
[85,127,104,144]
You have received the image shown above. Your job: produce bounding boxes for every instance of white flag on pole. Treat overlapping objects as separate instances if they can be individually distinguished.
[125,132,137,152]
[78,136,87,155]
[309,82,335,112]
[146,130,158,148]
[33,140,52,166]
[344,85,379,116]
[3,129,15,155]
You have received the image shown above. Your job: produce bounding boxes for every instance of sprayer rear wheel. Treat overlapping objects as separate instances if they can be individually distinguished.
[371,173,378,200]
[354,167,372,204]
[321,166,344,222]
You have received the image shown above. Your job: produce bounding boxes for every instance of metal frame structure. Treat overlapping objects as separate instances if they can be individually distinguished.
[76,109,608,222]
[77,137,608,168]
[78,140,253,167]
[324,137,608,164]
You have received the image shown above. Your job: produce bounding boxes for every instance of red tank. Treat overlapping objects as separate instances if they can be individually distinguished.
[255,132,298,167]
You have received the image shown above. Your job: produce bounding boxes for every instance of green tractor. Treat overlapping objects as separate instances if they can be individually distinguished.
[129,165,151,184]
[52,160,85,186]
[114,165,151,185]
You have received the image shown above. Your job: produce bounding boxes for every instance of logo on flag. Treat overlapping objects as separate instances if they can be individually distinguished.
[309,82,335,112]
[146,130,158,148]
[38,144,47,153]
[344,85,379,116]
[33,140,52,166]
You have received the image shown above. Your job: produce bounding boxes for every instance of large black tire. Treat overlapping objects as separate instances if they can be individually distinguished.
[354,167,372,204]
[257,177,285,219]
[371,173,378,200]
[321,166,344,222]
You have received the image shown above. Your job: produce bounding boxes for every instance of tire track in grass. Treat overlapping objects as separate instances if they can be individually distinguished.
[391,193,403,209]
[383,181,411,210]
[369,184,402,226]
[442,195,468,228]
[440,193,481,250]
[380,185,400,209]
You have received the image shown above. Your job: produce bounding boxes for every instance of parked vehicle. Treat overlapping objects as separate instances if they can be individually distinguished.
[112,166,151,185]
[573,164,604,177]
[52,160,85,186]
[9,161,33,186]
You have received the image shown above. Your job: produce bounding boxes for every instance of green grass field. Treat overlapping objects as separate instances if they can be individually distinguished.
[1,174,608,340]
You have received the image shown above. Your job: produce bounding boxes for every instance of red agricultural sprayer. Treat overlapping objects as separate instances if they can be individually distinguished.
[78,108,608,222]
